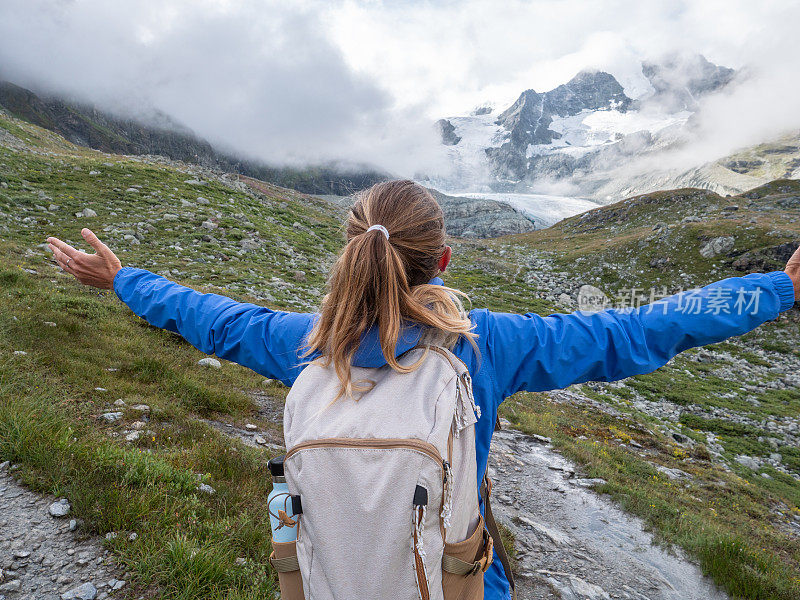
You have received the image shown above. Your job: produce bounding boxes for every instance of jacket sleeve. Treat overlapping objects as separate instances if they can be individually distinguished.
[479,271,796,398]
[113,267,316,385]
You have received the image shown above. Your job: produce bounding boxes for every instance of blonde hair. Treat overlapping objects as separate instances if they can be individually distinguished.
[305,179,476,398]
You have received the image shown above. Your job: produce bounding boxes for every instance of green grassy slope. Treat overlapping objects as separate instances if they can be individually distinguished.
[2,108,800,598]
[0,111,350,599]
[0,110,542,599]
[504,182,800,598]
[516,182,800,292]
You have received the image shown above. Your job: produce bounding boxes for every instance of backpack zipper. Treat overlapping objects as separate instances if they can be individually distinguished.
[285,437,444,464]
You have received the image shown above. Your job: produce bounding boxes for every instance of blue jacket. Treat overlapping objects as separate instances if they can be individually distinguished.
[113,267,795,599]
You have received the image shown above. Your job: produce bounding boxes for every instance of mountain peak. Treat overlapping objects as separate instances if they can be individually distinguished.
[488,71,632,176]
[435,55,745,194]
[641,53,736,111]
[546,70,631,116]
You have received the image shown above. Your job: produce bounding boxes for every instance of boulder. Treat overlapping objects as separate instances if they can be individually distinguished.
[735,455,760,470]
[699,236,734,258]
[239,238,261,251]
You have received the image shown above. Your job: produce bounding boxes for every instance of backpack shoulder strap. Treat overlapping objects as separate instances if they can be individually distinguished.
[480,472,516,599]
[422,344,516,596]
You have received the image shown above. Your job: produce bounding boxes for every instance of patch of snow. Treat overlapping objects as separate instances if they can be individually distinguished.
[541,108,691,153]
[431,113,508,188]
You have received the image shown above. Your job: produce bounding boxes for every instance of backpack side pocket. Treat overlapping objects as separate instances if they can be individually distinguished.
[442,514,493,600]
[270,540,306,600]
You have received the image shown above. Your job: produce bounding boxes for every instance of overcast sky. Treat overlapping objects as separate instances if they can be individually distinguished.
[1,0,799,177]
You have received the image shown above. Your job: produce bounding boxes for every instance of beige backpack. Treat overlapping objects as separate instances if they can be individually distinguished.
[270,346,496,600]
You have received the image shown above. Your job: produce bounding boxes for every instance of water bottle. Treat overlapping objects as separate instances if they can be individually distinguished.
[268,455,298,543]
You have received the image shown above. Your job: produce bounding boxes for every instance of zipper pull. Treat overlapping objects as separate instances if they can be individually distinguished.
[441,460,454,529]
[413,485,429,507]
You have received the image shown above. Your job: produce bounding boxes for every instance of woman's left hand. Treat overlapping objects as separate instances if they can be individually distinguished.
[47,228,122,289]
[785,244,800,301]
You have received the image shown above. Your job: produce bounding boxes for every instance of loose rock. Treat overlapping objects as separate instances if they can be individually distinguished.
[61,582,98,600]
[76,208,97,218]
[197,357,221,369]
[48,498,71,517]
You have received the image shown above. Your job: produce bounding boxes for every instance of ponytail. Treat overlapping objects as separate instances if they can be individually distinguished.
[305,180,476,399]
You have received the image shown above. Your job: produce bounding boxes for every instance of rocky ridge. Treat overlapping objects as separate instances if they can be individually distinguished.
[313,187,538,238]
[0,81,386,196]
[429,189,537,237]
[639,54,736,113]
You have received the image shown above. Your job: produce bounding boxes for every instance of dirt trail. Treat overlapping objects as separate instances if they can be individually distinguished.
[0,463,126,600]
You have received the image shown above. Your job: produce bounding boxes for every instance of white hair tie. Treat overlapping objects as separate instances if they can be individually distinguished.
[366,224,389,240]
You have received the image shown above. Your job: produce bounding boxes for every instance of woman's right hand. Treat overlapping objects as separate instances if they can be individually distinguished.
[47,228,122,290]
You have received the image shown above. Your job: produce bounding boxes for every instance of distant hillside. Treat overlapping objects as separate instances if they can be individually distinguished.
[0,80,387,196]
[591,133,800,201]
[429,189,536,237]
[315,187,537,238]
[518,178,800,293]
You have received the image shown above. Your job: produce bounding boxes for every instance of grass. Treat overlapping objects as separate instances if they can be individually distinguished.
[495,521,519,574]
[0,261,283,598]
[2,108,800,598]
[501,394,800,599]
[514,181,800,294]
[0,111,552,598]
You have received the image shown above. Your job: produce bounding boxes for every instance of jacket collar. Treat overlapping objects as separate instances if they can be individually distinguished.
[351,276,443,368]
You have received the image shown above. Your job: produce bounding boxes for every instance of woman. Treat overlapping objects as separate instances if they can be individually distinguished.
[48,179,799,600]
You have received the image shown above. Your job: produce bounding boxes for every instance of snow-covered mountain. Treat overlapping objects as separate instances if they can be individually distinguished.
[423,54,785,202]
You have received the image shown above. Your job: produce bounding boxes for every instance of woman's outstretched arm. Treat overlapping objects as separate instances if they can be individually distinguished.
[477,254,800,400]
[47,230,315,385]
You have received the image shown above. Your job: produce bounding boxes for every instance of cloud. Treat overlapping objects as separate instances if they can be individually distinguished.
[0,0,799,182]
[327,0,800,173]
[0,0,447,174]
